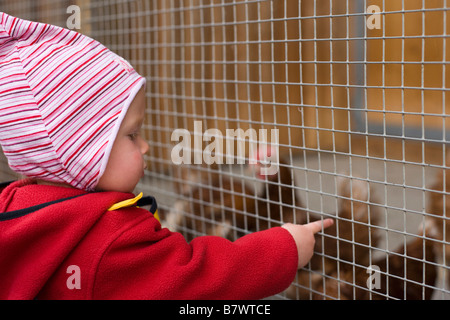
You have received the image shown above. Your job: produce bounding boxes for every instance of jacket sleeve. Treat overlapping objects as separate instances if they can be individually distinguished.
[92,210,299,300]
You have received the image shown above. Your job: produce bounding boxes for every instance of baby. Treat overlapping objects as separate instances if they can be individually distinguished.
[0,12,332,299]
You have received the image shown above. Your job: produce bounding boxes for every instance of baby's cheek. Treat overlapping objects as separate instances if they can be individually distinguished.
[133,150,143,161]
[131,150,144,168]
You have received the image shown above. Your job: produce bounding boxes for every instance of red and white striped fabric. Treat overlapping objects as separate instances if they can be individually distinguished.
[0,12,146,191]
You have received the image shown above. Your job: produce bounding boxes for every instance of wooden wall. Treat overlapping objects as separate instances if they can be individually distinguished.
[139,0,449,170]
[366,0,450,135]
[142,0,353,170]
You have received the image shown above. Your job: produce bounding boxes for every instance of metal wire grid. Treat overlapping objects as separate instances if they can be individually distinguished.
[1,0,449,300]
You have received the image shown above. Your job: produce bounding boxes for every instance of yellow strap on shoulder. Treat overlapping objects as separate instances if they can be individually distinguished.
[153,209,160,222]
[108,192,143,211]
[108,192,160,222]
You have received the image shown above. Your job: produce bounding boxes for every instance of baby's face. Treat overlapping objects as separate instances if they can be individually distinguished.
[96,88,149,193]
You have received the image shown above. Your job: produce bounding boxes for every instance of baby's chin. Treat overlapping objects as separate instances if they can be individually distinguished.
[95,181,140,194]
[34,178,74,189]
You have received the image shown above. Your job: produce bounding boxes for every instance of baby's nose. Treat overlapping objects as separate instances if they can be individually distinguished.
[141,138,150,154]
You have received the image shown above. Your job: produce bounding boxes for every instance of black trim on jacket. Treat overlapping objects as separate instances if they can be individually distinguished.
[0,180,158,221]
[0,194,88,222]
[136,196,157,216]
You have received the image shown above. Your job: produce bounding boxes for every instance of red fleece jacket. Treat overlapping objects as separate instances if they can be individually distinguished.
[0,180,298,300]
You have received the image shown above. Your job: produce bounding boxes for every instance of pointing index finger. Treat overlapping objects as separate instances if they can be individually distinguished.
[308,218,334,234]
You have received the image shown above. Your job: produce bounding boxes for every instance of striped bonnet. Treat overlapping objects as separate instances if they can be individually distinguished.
[0,13,146,191]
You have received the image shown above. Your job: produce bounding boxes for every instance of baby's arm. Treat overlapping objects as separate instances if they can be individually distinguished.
[92,210,332,299]
[282,219,334,269]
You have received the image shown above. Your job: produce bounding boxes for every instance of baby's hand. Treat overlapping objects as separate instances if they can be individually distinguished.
[282,219,334,269]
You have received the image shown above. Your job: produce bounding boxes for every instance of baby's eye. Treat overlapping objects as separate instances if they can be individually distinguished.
[128,132,139,141]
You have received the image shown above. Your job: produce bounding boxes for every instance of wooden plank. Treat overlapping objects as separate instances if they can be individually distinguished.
[366,0,449,132]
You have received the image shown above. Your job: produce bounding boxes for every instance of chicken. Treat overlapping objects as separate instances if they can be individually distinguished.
[163,164,257,241]
[368,224,438,300]
[286,176,381,299]
[312,177,380,277]
[171,152,220,196]
[427,162,450,287]
[311,222,438,300]
[307,175,440,300]
[309,267,365,300]
[163,146,306,241]
[248,146,307,230]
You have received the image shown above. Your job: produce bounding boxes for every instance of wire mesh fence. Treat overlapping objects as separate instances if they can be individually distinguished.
[1,0,449,300]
